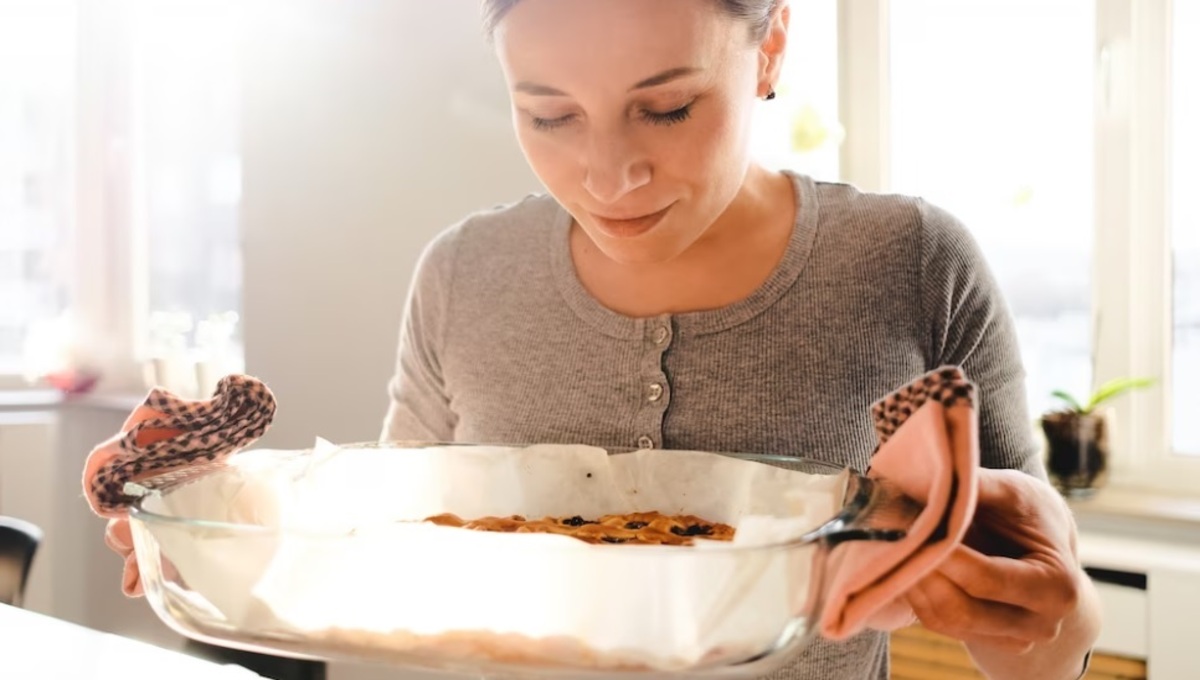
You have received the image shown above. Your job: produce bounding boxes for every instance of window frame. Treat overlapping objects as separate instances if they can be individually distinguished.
[73,0,147,396]
[838,0,1198,492]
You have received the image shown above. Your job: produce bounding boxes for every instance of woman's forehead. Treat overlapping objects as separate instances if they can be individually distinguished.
[495,0,741,91]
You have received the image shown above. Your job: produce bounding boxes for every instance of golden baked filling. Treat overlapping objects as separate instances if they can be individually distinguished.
[424,511,736,545]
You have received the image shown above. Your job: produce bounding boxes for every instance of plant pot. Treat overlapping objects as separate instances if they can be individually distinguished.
[1041,410,1111,498]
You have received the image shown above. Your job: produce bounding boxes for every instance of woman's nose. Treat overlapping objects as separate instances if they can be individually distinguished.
[581,130,651,205]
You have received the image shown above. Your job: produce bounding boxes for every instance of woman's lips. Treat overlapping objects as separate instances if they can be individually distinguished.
[588,204,673,239]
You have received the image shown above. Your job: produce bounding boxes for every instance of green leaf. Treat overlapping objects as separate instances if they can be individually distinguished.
[1051,389,1084,412]
[1083,377,1156,413]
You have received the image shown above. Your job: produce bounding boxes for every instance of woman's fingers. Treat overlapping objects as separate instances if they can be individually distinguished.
[105,517,143,596]
[937,545,1079,619]
[104,517,133,555]
[123,552,143,596]
[906,570,1061,645]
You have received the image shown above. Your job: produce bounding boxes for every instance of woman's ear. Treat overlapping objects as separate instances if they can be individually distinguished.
[758,1,790,98]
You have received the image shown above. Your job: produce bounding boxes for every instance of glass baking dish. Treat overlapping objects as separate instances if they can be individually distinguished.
[126,442,903,678]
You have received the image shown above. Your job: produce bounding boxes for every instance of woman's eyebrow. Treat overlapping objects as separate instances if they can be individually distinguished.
[513,81,567,96]
[513,66,703,97]
[629,66,702,91]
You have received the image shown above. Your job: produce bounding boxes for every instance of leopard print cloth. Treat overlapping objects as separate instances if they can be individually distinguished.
[871,365,976,449]
[87,374,276,514]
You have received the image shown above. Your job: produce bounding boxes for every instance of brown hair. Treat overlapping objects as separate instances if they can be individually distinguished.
[481,0,780,42]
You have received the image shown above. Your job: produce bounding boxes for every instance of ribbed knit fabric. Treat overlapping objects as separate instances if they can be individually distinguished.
[382,171,1044,679]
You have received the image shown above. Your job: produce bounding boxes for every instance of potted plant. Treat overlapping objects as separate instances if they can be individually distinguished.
[1041,377,1155,498]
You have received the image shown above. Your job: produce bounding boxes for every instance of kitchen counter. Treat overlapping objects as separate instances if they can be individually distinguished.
[0,603,264,679]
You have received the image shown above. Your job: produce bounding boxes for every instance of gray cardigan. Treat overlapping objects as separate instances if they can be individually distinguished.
[382,171,1043,679]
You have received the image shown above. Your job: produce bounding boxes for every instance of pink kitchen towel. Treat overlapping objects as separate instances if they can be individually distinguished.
[818,366,981,640]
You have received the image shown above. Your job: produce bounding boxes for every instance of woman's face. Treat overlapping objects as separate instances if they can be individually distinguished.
[494,0,781,265]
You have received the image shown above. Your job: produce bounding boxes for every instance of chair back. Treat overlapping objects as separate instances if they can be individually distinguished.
[0,516,43,608]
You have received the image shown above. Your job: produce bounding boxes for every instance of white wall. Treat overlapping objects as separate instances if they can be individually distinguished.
[237,6,538,675]
[240,0,540,449]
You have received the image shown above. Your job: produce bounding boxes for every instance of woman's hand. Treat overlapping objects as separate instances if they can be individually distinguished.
[104,517,144,597]
[905,468,1101,680]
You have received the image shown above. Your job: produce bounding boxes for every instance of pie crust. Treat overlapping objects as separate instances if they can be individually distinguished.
[423,510,736,545]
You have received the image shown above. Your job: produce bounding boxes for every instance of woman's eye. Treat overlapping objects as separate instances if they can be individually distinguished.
[641,104,693,127]
[530,114,576,131]
[527,101,694,131]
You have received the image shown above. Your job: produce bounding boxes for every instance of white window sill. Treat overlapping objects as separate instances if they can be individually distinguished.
[1067,484,1200,548]
[0,389,145,414]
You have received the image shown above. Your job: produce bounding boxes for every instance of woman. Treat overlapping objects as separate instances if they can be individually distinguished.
[380,0,1100,678]
[104,0,1099,677]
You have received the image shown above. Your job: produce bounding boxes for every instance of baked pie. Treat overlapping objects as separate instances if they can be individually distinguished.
[424,511,736,546]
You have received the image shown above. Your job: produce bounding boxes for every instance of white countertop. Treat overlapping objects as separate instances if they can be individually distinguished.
[0,603,265,679]
[1078,529,1200,574]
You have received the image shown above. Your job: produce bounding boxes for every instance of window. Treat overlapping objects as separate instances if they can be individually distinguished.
[0,0,243,395]
[1172,0,1199,455]
[825,0,1198,492]
[0,1,76,381]
[750,0,840,181]
[888,0,1096,418]
[127,0,245,395]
